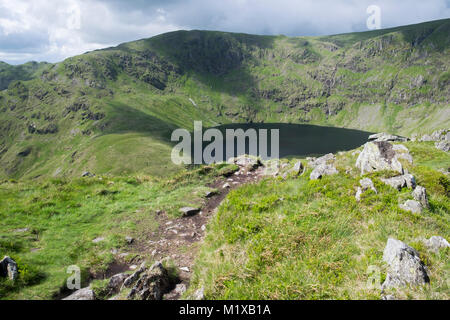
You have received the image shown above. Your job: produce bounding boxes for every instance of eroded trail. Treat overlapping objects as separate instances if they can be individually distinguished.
[129,163,266,299]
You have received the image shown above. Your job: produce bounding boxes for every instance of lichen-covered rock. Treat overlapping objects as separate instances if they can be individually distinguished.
[355,178,377,201]
[399,200,423,214]
[412,186,429,208]
[380,174,416,190]
[360,178,377,193]
[127,262,171,300]
[308,153,335,169]
[108,273,128,295]
[63,287,95,300]
[310,163,338,180]
[382,238,429,289]
[355,187,363,202]
[292,161,304,175]
[123,261,146,288]
[229,155,262,170]
[356,142,403,175]
[0,256,18,281]
[435,141,450,152]
[423,236,450,253]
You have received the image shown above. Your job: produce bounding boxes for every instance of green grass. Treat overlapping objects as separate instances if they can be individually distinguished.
[0,164,236,299]
[188,142,449,299]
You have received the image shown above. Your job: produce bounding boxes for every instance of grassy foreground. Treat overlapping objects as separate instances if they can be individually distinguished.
[189,142,449,299]
[0,164,234,299]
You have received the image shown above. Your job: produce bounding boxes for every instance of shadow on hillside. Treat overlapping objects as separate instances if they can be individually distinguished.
[96,102,179,146]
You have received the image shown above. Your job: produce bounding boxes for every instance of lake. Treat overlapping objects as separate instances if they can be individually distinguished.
[197,123,372,161]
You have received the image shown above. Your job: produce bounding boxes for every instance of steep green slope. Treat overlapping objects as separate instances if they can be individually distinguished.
[0,61,50,90]
[0,19,449,179]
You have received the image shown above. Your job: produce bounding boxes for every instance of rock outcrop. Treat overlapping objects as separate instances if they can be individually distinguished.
[382,238,429,289]
[126,262,171,300]
[419,129,449,142]
[355,142,404,175]
[368,133,408,142]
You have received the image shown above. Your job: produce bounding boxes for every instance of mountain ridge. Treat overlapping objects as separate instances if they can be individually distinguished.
[0,19,449,179]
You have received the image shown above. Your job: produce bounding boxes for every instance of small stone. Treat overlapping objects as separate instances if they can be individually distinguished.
[179,207,201,217]
[201,225,206,231]
[180,267,190,272]
[174,283,187,295]
[125,236,134,244]
[223,183,231,189]
[0,256,18,280]
[92,237,105,243]
[355,187,363,202]
[205,191,217,198]
[14,228,29,233]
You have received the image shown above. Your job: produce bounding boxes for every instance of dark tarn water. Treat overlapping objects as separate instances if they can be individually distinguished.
[199,123,372,161]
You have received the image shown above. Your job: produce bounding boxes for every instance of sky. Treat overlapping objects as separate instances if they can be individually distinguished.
[0,0,449,64]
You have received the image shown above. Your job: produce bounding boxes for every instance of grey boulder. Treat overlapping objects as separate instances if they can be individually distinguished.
[127,261,171,300]
[423,236,450,253]
[382,238,429,289]
[356,142,404,175]
[380,174,416,190]
[310,163,338,180]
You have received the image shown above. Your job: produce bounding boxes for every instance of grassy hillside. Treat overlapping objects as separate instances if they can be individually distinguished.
[0,164,233,299]
[189,142,449,300]
[1,141,448,299]
[0,19,449,179]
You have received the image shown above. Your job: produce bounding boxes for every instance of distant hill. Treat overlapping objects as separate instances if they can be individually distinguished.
[0,19,449,179]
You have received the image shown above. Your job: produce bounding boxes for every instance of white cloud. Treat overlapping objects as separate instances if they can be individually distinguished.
[0,0,449,64]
